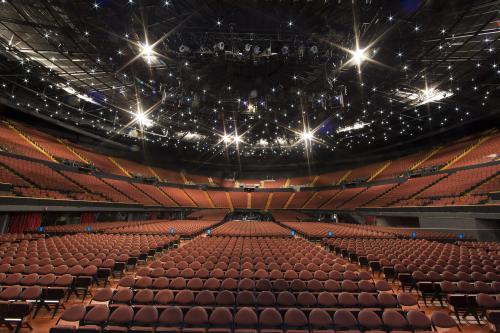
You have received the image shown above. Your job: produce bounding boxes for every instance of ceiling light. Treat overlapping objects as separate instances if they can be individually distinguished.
[301,131,313,141]
[420,87,453,104]
[337,121,369,133]
[140,42,155,63]
[350,47,367,66]
[134,111,152,127]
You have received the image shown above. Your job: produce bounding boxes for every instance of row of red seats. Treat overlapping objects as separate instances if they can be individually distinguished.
[102,220,218,236]
[282,222,394,239]
[51,303,459,333]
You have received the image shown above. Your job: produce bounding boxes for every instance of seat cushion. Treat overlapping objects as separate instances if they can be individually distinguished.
[182,329,207,333]
[103,326,129,333]
[207,329,231,333]
[128,327,154,333]
[156,328,181,333]
[76,326,102,333]
[234,330,257,333]
[50,326,76,333]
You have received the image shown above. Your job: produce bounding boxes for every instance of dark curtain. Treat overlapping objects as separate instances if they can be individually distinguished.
[8,213,42,233]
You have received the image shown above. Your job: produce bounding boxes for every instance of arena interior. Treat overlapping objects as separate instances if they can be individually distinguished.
[0,1,499,332]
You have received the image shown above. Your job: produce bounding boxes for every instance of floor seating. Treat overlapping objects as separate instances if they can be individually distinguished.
[211,222,290,237]
[282,222,394,239]
[103,220,218,236]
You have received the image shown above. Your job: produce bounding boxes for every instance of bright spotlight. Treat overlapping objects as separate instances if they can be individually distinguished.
[222,134,231,143]
[140,42,155,63]
[234,135,242,143]
[134,111,152,127]
[351,47,367,66]
[301,131,313,141]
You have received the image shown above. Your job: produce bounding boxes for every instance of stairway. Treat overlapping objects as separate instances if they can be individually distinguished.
[410,146,442,170]
[5,121,57,162]
[443,130,497,170]
[57,139,91,164]
[101,178,136,202]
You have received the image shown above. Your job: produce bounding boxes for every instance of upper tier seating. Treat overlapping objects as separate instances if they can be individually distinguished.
[228,192,248,208]
[470,174,499,196]
[160,187,196,207]
[184,173,209,185]
[0,155,81,192]
[70,145,124,175]
[288,175,315,186]
[183,189,211,207]
[346,162,386,182]
[417,136,476,169]
[453,132,500,168]
[303,190,340,209]
[0,164,31,187]
[153,168,184,184]
[322,187,365,209]
[12,123,78,162]
[61,171,132,203]
[286,192,314,209]
[340,184,397,210]
[112,157,156,178]
[375,150,429,180]
[365,174,446,207]
[102,178,158,205]
[134,183,178,206]
[0,121,51,161]
[250,192,270,209]
[267,192,292,209]
[416,164,500,198]
[315,170,348,186]
[211,221,290,237]
[207,191,230,208]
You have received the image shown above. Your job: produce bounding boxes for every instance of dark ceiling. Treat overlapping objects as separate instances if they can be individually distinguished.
[0,0,498,174]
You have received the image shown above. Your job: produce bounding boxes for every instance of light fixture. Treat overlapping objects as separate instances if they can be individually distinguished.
[140,42,155,63]
[419,87,453,104]
[350,47,367,66]
[301,131,313,141]
[337,121,369,133]
[134,111,152,127]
